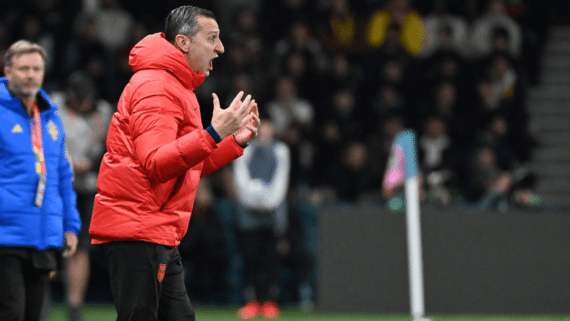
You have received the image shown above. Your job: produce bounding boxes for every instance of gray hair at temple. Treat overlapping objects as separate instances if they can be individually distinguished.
[164,5,216,44]
[4,40,47,68]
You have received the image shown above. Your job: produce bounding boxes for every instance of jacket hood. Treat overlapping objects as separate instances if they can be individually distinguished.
[0,77,57,115]
[129,33,205,90]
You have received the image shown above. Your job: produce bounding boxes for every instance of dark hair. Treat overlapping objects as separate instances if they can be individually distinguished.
[164,6,216,44]
[66,71,97,102]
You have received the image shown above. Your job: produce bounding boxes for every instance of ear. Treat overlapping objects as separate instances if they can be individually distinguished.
[175,34,191,53]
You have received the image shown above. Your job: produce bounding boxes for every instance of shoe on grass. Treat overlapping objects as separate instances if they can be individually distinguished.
[260,301,280,319]
[237,301,262,319]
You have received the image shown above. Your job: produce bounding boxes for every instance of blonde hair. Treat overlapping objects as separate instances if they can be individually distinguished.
[4,40,47,67]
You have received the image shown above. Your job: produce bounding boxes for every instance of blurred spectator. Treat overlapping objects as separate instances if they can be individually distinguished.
[269,20,328,84]
[0,20,11,48]
[474,112,520,172]
[90,0,135,53]
[311,87,365,191]
[309,119,346,198]
[467,130,543,211]
[377,56,407,86]
[233,117,291,320]
[422,49,471,87]
[366,113,407,189]
[259,0,317,47]
[416,80,468,141]
[280,51,317,101]
[418,114,459,206]
[16,14,56,85]
[61,14,119,102]
[469,147,512,211]
[51,71,113,321]
[484,51,531,161]
[29,0,80,41]
[214,0,261,36]
[504,0,549,85]
[317,52,361,97]
[365,0,425,56]
[362,56,420,122]
[227,6,267,68]
[469,0,522,59]
[474,75,503,117]
[275,205,315,311]
[113,20,151,98]
[199,5,268,108]
[178,177,229,304]
[266,75,314,139]
[224,72,264,110]
[316,0,368,53]
[322,87,366,140]
[329,141,381,205]
[488,51,522,104]
[370,82,406,120]
[421,0,470,58]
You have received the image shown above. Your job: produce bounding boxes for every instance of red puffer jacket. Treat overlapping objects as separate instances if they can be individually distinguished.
[89,33,244,247]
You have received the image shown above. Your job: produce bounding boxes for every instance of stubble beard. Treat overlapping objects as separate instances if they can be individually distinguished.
[9,81,40,100]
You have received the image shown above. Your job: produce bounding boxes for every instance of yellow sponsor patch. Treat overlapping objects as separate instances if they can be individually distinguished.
[47,121,58,140]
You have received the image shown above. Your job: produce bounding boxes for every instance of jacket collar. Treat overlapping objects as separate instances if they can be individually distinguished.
[0,77,56,116]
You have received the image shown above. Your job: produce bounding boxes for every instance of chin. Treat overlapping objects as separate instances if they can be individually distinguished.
[25,88,41,97]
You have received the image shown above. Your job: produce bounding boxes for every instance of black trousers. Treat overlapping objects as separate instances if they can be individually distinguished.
[237,229,278,303]
[0,253,51,321]
[102,241,195,321]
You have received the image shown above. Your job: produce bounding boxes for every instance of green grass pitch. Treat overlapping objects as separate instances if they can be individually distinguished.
[44,303,570,320]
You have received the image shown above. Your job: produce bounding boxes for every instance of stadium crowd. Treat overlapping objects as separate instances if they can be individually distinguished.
[0,0,551,315]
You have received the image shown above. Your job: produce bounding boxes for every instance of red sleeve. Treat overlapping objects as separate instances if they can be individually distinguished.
[200,135,244,177]
[129,82,217,183]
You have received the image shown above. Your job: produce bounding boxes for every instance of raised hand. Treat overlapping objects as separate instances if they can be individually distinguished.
[210,91,256,139]
[233,103,260,146]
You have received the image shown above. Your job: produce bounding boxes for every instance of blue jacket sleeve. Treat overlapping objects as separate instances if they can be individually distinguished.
[59,138,82,236]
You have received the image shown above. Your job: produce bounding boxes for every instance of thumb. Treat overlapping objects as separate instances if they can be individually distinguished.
[212,93,221,114]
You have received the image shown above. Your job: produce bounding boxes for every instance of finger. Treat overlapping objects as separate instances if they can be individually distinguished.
[229,91,245,110]
[243,112,256,126]
[250,113,260,127]
[245,124,259,137]
[238,95,253,116]
[212,93,221,112]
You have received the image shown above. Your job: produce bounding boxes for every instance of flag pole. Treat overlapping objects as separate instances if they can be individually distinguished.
[402,130,432,321]
[405,175,431,321]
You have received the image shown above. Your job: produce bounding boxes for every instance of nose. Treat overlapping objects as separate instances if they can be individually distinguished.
[26,68,41,79]
[216,39,225,54]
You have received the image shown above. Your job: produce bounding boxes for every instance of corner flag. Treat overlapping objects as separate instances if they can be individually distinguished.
[384,129,431,321]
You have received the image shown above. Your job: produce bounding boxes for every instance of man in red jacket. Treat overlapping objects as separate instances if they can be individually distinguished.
[89,5,259,321]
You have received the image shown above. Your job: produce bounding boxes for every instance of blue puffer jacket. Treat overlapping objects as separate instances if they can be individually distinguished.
[0,77,81,250]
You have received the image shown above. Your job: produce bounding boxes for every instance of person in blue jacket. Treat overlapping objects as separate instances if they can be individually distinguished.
[0,40,81,321]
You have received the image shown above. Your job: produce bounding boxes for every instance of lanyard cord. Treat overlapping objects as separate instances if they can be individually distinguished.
[31,103,46,207]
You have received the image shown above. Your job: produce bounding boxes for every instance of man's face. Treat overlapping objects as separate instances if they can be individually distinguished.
[4,52,45,98]
[185,16,224,77]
